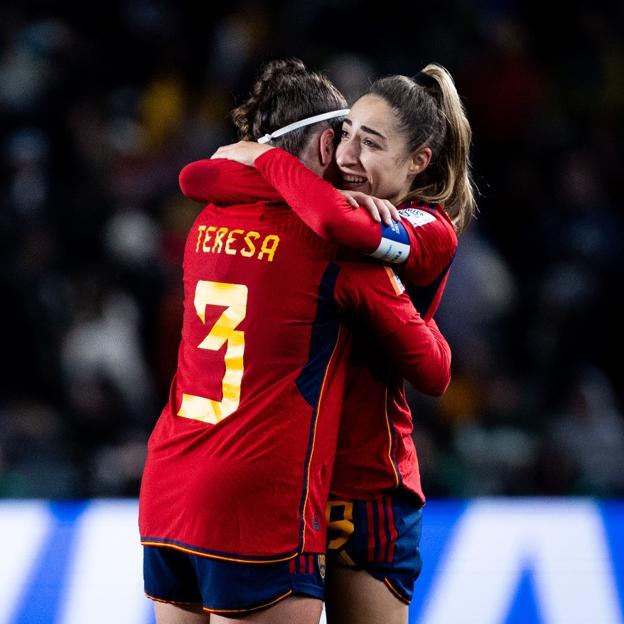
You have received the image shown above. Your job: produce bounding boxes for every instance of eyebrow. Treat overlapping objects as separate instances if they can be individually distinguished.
[343,118,388,142]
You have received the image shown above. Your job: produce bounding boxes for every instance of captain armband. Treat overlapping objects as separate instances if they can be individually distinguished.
[368,220,410,264]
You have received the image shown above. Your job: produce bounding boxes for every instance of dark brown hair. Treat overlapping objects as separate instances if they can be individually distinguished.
[232,58,348,156]
[368,64,477,233]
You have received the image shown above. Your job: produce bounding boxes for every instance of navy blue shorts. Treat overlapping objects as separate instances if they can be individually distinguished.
[143,546,325,614]
[326,492,423,603]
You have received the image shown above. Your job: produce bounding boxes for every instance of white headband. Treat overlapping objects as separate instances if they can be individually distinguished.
[257,109,350,144]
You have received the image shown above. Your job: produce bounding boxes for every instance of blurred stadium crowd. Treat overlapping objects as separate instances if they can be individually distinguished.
[1,1,623,499]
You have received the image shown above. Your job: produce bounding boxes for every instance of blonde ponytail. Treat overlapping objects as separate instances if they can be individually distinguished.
[417,63,477,232]
[368,64,477,233]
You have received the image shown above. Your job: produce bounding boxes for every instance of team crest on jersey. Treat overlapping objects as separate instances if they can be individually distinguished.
[318,554,326,580]
[398,207,437,228]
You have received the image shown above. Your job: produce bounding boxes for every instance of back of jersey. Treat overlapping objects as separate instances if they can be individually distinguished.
[139,202,349,561]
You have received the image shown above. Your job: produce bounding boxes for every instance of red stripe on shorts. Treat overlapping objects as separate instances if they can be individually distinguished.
[386,495,398,562]
[366,501,375,563]
[376,497,387,562]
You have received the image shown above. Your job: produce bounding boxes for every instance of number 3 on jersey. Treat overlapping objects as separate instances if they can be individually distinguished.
[178,280,248,424]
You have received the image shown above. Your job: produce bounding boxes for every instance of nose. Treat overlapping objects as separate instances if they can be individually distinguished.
[337,136,359,168]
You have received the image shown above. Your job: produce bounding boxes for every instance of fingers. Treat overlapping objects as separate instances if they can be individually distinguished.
[369,199,399,226]
[338,190,362,209]
[388,202,401,222]
[345,194,359,208]
[210,140,250,159]
[363,196,382,222]
[338,191,400,225]
[375,199,397,226]
[371,197,401,226]
[210,144,234,159]
[210,141,256,165]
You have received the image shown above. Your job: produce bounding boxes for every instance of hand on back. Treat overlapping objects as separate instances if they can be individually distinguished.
[211,141,274,167]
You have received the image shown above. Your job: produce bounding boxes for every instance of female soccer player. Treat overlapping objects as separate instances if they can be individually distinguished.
[181,63,476,624]
[141,59,452,624]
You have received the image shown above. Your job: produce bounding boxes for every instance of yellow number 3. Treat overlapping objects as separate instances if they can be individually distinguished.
[177,280,248,424]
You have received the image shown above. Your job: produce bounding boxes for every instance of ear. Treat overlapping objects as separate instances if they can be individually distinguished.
[408,146,432,175]
[319,128,336,166]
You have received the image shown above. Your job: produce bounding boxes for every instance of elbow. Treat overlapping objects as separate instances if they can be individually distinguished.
[410,361,451,397]
[431,353,452,396]
[426,337,452,396]
[178,165,193,198]
[429,370,451,397]
[178,164,198,200]
[179,161,212,202]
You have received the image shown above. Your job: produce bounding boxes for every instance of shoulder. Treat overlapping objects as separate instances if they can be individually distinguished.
[399,205,439,228]
[400,203,457,253]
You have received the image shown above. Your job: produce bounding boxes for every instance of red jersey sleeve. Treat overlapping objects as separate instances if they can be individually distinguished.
[335,262,451,396]
[179,158,282,204]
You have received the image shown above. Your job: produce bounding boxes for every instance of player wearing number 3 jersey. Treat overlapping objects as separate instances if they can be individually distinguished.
[138,60,450,624]
[179,62,476,624]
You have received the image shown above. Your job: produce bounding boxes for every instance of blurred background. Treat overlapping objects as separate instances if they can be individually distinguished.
[1,0,623,501]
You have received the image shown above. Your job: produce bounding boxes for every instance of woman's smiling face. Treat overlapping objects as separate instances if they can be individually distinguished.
[336,94,417,204]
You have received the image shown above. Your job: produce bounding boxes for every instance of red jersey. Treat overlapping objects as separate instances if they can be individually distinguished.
[139,190,450,562]
[178,150,456,504]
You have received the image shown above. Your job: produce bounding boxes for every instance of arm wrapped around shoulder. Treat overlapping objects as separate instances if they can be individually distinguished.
[384,315,451,397]
[179,158,280,205]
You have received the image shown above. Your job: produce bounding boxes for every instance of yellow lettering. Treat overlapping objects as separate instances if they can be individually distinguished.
[212,227,228,254]
[202,226,217,252]
[241,231,260,257]
[195,226,279,262]
[195,225,207,252]
[258,235,280,262]
[226,229,244,255]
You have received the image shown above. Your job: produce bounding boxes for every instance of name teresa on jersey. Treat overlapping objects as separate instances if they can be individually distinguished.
[194,225,280,262]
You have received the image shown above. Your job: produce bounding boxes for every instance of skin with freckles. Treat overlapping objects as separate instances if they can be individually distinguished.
[336,95,431,205]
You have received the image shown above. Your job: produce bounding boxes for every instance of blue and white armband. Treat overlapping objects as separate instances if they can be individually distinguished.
[369,220,411,264]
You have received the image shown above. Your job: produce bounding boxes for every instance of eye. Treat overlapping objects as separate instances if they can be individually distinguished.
[363,138,380,149]
[340,129,350,140]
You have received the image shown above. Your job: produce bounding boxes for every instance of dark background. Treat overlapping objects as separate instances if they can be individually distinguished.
[1,0,622,498]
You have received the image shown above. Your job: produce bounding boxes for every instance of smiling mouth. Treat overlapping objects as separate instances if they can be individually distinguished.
[341,173,368,185]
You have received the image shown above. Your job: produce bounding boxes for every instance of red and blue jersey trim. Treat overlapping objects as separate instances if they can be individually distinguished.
[296,262,342,551]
